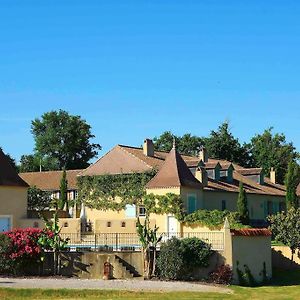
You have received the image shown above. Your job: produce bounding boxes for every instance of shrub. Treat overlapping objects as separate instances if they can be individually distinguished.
[156,237,213,280]
[2,228,53,275]
[0,234,12,273]
[183,209,246,229]
[209,264,233,285]
[156,237,184,280]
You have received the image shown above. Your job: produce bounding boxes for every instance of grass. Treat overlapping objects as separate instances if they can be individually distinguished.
[1,269,300,300]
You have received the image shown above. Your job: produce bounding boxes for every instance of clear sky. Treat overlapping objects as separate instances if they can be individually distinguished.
[1,1,300,162]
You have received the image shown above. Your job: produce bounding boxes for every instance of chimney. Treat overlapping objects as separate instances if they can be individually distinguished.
[195,167,208,186]
[143,139,154,157]
[199,146,208,163]
[270,167,276,184]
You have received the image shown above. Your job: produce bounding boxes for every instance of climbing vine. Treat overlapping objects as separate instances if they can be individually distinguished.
[77,171,157,211]
[144,193,185,220]
[77,171,186,219]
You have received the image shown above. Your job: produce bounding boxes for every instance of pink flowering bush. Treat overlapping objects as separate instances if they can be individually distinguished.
[0,228,53,275]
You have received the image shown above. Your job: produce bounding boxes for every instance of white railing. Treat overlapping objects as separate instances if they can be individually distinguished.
[61,231,224,252]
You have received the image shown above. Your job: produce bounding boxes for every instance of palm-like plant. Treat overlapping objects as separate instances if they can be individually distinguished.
[39,211,69,275]
[136,218,162,278]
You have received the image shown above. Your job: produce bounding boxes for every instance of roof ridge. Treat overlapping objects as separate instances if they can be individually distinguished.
[119,145,153,169]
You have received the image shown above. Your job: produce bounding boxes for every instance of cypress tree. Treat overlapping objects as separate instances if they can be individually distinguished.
[59,169,68,211]
[285,161,300,210]
[237,182,249,225]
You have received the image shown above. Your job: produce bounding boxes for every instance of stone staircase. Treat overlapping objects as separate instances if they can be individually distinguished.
[113,255,141,278]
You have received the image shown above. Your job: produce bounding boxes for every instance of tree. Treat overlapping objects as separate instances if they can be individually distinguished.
[153,131,178,153]
[268,208,300,262]
[153,131,203,156]
[285,161,300,210]
[31,110,101,170]
[237,182,249,225]
[204,122,251,167]
[27,186,52,211]
[249,128,299,184]
[59,169,68,211]
[19,154,59,172]
[179,133,203,156]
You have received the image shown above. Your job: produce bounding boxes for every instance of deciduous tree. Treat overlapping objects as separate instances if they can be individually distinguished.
[249,128,299,184]
[268,208,300,262]
[204,122,251,167]
[31,110,101,170]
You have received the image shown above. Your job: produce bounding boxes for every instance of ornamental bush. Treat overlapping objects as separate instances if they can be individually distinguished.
[1,228,53,275]
[209,264,233,285]
[156,237,213,280]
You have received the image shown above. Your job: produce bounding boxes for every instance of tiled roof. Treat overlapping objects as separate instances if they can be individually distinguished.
[79,144,286,197]
[0,149,28,187]
[204,171,285,196]
[146,146,202,189]
[19,169,82,191]
[79,145,153,176]
[236,168,263,175]
[231,228,272,237]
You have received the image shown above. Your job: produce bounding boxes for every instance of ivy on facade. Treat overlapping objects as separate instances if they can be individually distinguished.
[77,171,157,211]
[77,171,186,219]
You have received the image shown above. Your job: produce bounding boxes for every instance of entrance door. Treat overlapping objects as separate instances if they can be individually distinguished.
[0,217,11,232]
[167,216,177,238]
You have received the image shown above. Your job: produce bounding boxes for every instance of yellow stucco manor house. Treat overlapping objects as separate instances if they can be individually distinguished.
[0,149,28,232]
[18,138,288,234]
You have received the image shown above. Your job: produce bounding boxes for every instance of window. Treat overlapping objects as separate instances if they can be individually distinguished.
[64,222,68,227]
[138,205,146,217]
[74,190,78,199]
[187,194,197,214]
[125,204,136,218]
[107,221,111,228]
[221,200,226,211]
[121,221,126,228]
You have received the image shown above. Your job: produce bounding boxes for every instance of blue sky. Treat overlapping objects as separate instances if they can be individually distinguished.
[1,1,300,162]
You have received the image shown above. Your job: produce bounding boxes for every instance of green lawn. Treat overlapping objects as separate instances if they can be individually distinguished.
[0,269,300,300]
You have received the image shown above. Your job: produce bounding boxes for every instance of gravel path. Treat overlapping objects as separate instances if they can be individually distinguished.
[0,277,231,293]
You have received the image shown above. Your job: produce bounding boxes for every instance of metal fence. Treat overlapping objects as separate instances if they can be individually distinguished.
[61,231,224,252]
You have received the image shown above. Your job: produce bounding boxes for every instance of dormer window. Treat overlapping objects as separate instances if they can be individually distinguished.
[205,162,221,180]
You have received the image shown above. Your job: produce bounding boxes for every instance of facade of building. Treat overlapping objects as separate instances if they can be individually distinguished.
[20,169,83,203]
[0,149,28,232]
[15,139,288,233]
[77,139,286,233]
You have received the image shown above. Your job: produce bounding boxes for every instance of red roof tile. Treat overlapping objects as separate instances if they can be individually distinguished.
[146,146,202,189]
[19,169,82,190]
[231,228,272,237]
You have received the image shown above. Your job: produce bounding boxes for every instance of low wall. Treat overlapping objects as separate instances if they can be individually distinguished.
[222,225,272,284]
[231,235,272,283]
[272,246,300,270]
[34,250,224,280]
[37,251,144,279]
